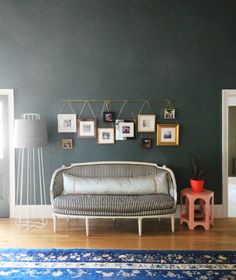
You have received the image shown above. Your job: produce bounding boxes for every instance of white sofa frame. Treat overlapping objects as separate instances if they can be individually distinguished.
[50,161,177,236]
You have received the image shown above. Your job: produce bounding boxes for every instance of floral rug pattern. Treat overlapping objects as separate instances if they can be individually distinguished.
[0,249,235,279]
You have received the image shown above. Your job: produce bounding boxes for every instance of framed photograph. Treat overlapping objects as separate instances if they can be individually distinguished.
[97,128,115,144]
[57,114,77,133]
[116,119,135,140]
[164,109,175,119]
[141,138,153,149]
[77,118,97,138]
[62,138,73,149]
[103,111,115,122]
[157,124,179,146]
[138,114,156,132]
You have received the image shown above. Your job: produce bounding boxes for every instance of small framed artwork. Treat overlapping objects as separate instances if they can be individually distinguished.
[62,138,73,149]
[103,111,115,122]
[141,138,153,149]
[116,120,135,140]
[157,124,179,146]
[77,118,97,138]
[164,109,175,119]
[57,114,77,133]
[97,128,115,144]
[138,114,156,132]
[115,119,125,140]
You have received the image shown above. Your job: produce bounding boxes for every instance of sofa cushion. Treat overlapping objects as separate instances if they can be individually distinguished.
[53,193,174,216]
[62,173,169,195]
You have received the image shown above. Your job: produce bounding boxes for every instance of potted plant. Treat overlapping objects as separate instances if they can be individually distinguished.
[188,153,207,193]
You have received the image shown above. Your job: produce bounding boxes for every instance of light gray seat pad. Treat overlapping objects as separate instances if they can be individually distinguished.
[53,194,175,216]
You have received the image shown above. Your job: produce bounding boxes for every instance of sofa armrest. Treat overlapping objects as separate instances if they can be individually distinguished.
[50,167,64,205]
[163,167,177,210]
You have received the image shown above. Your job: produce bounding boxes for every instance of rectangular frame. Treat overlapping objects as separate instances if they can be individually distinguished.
[141,138,153,149]
[62,138,73,149]
[97,128,115,144]
[115,119,135,140]
[157,124,179,146]
[77,118,97,138]
[103,111,115,123]
[57,114,77,133]
[164,109,175,119]
[138,114,156,132]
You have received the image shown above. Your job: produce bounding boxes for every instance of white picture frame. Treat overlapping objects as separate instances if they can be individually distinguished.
[57,114,77,133]
[116,119,135,140]
[138,114,156,132]
[97,128,115,144]
[77,118,97,138]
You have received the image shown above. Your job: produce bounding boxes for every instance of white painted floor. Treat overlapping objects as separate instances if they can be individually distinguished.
[228,183,236,217]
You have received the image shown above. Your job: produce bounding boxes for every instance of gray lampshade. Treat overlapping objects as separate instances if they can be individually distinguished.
[14,119,48,148]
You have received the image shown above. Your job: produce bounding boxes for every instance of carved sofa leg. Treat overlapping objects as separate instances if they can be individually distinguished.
[85,218,89,236]
[53,215,57,233]
[171,215,175,232]
[138,218,142,236]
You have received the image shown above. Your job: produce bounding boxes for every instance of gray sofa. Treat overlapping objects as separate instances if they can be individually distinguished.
[50,161,177,236]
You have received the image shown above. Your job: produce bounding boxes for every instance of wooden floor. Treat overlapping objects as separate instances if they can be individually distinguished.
[0,218,236,250]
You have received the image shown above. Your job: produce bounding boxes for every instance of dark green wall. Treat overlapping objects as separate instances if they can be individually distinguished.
[0,0,236,203]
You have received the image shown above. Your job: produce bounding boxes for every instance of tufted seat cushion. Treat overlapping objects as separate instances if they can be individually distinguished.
[53,193,175,216]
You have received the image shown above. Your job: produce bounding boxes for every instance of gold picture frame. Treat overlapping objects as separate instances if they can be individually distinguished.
[97,128,115,144]
[62,138,73,149]
[157,124,179,146]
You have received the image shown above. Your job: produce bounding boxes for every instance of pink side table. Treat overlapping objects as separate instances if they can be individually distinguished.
[180,188,214,230]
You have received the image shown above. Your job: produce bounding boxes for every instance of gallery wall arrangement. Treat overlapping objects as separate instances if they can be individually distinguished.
[57,99,178,149]
[0,0,235,204]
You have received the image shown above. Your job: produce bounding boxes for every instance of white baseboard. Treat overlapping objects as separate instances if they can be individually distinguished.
[12,205,225,219]
[175,205,224,218]
[14,205,53,219]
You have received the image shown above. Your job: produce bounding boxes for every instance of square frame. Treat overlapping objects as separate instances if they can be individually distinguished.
[62,139,73,149]
[57,114,77,133]
[138,114,156,132]
[97,128,115,144]
[157,124,179,146]
[141,138,153,149]
[103,111,115,122]
[115,119,135,140]
[164,109,175,119]
[77,118,97,138]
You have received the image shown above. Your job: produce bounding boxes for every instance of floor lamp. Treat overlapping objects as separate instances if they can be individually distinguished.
[14,113,48,230]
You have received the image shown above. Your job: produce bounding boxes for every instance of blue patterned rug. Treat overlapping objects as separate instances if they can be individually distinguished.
[0,248,235,279]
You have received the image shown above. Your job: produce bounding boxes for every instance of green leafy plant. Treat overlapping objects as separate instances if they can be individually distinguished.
[189,153,208,180]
